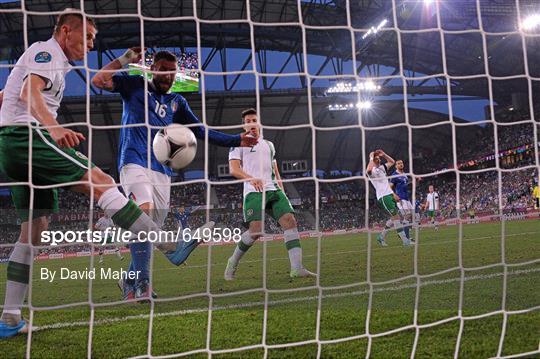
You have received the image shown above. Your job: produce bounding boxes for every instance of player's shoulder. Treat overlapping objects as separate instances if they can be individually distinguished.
[170,94,189,111]
[263,139,275,148]
[229,146,242,156]
[24,40,58,63]
[172,92,187,101]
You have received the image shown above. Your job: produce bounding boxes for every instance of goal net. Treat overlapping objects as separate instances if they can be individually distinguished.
[0,0,539,358]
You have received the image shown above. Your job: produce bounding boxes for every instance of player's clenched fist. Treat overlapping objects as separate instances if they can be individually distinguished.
[49,127,86,148]
[240,131,258,147]
[118,47,144,66]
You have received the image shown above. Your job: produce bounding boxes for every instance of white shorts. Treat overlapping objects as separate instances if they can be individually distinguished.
[120,164,171,228]
[397,200,414,217]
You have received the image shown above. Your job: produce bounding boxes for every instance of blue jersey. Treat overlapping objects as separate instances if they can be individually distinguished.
[112,75,241,176]
[174,209,191,229]
[390,171,410,201]
[415,199,422,213]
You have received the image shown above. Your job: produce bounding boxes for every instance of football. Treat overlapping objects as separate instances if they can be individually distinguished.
[153,124,197,170]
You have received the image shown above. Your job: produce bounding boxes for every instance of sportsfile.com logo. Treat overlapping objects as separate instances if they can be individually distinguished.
[40,227,243,246]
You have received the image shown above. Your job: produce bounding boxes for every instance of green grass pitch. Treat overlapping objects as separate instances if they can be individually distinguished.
[0,220,539,358]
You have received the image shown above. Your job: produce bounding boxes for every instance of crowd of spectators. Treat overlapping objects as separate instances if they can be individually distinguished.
[0,119,538,259]
[177,52,199,78]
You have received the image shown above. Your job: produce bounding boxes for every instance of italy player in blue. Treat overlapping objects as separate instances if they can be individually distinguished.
[390,160,414,242]
[92,48,257,300]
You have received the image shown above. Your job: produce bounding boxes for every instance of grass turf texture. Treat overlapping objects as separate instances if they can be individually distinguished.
[0,220,539,358]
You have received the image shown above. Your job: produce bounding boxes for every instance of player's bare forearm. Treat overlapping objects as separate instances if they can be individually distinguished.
[366,157,376,175]
[20,75,58,127]
[229,160,252,180]
[20,74,85,147]
[382,152,395,167]
[0,90,3,109]
[91,60,123,91]
[273,162,285,192]
[92,47,143,91]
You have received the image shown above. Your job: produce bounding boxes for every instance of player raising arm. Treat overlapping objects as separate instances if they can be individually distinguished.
[366,150,411,247]
[224,108,315,280]
[0,11,203,338]
[92,49,257,300]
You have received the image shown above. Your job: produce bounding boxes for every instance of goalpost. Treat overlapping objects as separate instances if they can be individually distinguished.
[0,0,539,358]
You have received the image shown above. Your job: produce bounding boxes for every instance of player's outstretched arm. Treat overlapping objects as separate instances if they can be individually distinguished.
[174,101,257,148]
[20,74,84,148]
[230,159,264,192]
[91,47,143,91]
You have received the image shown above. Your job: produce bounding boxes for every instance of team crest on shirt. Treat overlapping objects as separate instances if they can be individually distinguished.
[171,100,178,113]
[35,51,52,63]
[74,151,88,160]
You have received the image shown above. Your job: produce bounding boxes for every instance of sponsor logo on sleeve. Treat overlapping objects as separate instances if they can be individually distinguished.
[35,51,52,63]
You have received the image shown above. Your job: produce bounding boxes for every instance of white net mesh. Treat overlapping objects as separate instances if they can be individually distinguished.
[0,0,539,358]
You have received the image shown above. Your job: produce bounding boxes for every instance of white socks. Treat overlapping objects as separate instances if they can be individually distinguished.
[230,230,256,265]
[284,228,302,270]
[2,242,32,323]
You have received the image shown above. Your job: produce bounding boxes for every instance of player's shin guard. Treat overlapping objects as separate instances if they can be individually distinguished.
[284,228,302,270]
[1,243,31,325]
[230,230,256,265]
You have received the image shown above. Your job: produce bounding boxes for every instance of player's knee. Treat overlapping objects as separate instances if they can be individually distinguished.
[139,202,153,214]
[279,213,297,230]
[88,168,116,199]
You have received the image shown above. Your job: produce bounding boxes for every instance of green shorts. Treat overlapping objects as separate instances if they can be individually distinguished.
[243,189,294,223]
[0,126,94,221]
[427,210,437,218]
[378,194,398,216]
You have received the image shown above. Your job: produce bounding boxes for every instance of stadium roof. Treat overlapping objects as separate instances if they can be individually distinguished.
[1,0,539,177]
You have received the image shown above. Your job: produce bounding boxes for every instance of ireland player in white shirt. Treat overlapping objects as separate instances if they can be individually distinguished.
[424,185,440,230]
[224,109,315,279]
[366,150,411,246]
[0,10,195,338]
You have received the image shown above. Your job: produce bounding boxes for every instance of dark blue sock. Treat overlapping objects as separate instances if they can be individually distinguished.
[129,242,151,284]
[404,225,410,239]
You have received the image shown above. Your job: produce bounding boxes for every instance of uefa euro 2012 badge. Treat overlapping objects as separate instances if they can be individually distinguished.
[34,51,52,63]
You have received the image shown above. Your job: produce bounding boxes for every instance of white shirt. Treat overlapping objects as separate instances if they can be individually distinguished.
[0,38,72,126]
[229,138,279,197]
[368,164,394,200]
[426,192,440,210]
